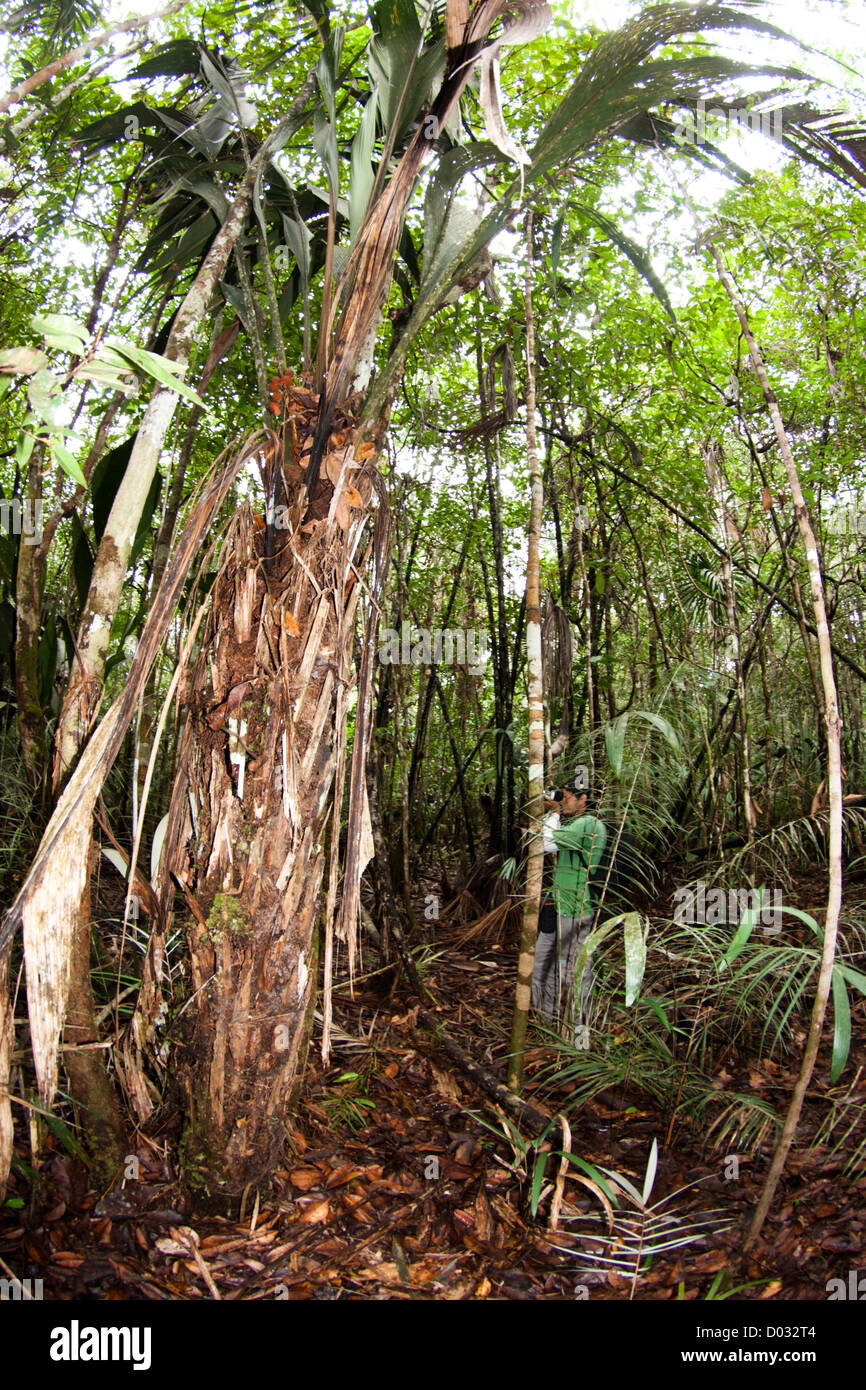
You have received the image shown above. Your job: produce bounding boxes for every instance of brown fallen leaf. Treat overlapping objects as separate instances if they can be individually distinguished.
[430,1063,461,1103]
[692,1250,728,1273]
[289,1166,323,1192]
[297,1199,330,1226]
[475,1187,495,1243]
[325,1165,365,1189]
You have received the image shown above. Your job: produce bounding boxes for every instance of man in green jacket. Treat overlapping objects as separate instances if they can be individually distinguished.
[531,785,607,1033]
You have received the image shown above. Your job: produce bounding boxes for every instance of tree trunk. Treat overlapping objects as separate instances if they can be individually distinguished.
[709,246,844,1251]
[508,213,544,1093]
[165,412,378,1205]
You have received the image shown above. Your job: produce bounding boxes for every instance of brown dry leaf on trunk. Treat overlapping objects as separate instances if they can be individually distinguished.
[344,486,362,508]
[206,680,253,730]
[325,446,356,487]
[334,495,351,530]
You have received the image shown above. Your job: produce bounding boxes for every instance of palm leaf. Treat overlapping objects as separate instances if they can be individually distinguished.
[363,2,821,421]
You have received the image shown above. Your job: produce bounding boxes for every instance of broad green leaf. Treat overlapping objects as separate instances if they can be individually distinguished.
[0,347,48,376]
[550,209,565,300]
[74,362,137,394]
[149,210,218,275]
[316,24,344,125]
[642,1138,659,1205]
[101,846,129,878]
[830,966,851,1083]
[570,914,625,1004]
[369,0,420,131]
[199,49,241,111]
[604,714,627,779]
[127,39,201,80]
[178,176,229,223]
[565,1155,619,1204]
[624,911,648,1006]
[776,904,822,936]
[835,963,866,995]
[631,710,682,754]
[101,340,205,406]
[219,281,253,334]
[720,901,760,970]
[281,214,311,285]
[43,330,87,353]
[151,814,169,882]
[70,512,94,612]
[27,368,61,425]
[313,111,339,197]
[529,1151,548,1217]
[15,432,37,469]
[349,93,379,245]
[369,0,444,137]
[51,439,87,488]
[31,313,88,350]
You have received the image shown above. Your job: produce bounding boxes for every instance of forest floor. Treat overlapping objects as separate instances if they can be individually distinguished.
[1,871,864,1302]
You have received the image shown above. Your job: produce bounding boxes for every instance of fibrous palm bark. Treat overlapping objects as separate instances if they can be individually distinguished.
[159,397,387,1201]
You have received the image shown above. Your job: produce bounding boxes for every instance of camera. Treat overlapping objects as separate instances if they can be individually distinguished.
[545,787,564,802]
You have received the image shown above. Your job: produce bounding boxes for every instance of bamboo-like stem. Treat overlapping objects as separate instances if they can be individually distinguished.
[507,210,544,1094]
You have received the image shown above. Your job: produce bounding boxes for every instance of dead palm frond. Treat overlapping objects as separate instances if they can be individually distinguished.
[0,433,265,1120]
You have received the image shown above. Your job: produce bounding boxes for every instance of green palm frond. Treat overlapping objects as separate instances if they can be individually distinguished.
[722,805,866,883]
[778,103,866,190]
[364,1,818,419]
[0,0,102,50]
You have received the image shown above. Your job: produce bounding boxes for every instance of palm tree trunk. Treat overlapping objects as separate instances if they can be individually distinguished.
[164,417,382,1204]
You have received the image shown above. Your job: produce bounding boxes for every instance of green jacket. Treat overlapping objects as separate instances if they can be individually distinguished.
[551,813,607,918]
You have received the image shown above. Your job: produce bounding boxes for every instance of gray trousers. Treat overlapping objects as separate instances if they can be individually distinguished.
[531,913,595,1027]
